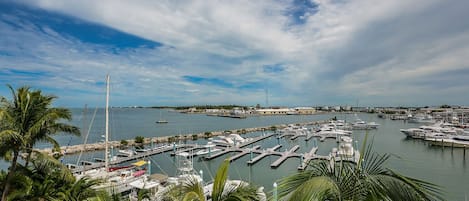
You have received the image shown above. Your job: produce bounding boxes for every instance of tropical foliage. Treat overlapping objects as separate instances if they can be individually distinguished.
[162,159,263,201]
[275,135,444,201]
[0,85,105,200]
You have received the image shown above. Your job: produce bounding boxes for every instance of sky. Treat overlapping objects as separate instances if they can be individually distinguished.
[0,0,469,107]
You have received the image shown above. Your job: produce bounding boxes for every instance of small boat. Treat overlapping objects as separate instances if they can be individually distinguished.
[156,110,169,123]
[195,143,221,156]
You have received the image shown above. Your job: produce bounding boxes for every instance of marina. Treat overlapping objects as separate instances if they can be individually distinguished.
[27,110,469,201]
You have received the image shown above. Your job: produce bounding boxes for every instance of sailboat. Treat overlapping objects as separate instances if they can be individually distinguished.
[155,110,168,123]
[73,75,148,195]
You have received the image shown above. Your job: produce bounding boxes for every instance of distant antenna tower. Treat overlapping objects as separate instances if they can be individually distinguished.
[265,88,269,108]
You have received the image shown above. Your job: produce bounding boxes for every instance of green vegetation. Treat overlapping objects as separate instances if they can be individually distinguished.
[134,136,145,144]
[192,134,198,140]
[162,159,261,201]
[204,132,212,138]
[168,136,175,143]
[120,139,128,147]
[269,126,277,131]
[0,85,105,200]
[275,134,444,201]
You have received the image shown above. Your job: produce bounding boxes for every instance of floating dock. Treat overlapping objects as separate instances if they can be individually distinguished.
[270,145,300,168]
[247,144,282,165]
[70,144,195,174]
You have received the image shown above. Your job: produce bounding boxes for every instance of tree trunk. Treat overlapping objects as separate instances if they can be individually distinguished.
[24,146,33,168]
[2,151,19,201]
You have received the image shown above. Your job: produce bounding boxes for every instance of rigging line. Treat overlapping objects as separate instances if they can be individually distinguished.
[148,156,168,176]
[231,154,243,181]
[76,107,99,166]
[200,157,215,181]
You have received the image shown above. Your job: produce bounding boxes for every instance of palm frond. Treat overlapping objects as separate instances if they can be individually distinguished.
[212,159,230,201]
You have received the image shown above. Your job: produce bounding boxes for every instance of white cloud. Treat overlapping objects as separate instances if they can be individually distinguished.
[2,0,469,106]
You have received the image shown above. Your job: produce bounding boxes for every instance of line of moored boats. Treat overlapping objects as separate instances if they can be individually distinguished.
[400,122,469,147]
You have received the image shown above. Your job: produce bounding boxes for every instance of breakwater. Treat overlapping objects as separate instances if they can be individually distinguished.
[37,120,328,155]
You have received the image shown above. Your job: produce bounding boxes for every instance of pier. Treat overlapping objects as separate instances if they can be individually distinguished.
[228,145,261,162]
[70,144,196,174]
[247,144,282,165]
[270,145,300,168]
[297,147,319,170]
[38,120,327,155]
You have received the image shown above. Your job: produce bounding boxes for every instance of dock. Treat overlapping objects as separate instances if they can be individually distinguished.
[70,144,195,174]
[247,144,282,165]
[38,120,327,155]
[270,145,300,168]
[297,147,319,170]
[228,145,261,162]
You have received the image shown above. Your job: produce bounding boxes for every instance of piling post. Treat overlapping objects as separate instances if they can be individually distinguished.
[277,136,280,145]
[173,142,176,154]
[148,160,151,175]
[441,139,444,149]
[250,149,253,160]
[199,170,204,185]
[300,154,304,167]
[208,146,211,157]
[273,182,278,201]
[464,145,466,157]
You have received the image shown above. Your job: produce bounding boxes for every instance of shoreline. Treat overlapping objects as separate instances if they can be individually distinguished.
[37,120,329,155]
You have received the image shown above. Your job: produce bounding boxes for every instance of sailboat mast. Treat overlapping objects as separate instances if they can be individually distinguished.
[105,75,110,172]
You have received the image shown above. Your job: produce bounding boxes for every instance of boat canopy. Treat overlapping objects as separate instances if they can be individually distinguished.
[132,160,147,167]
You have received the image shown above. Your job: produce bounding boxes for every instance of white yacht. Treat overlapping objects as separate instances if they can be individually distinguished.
[330,136,360,163]
[352,119,379,130]
[195,143,222,156]
[408,114,436,124]
[210,133,250,147]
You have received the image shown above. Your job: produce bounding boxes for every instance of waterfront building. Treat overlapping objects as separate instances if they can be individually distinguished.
[255,108,290,115]
[292,107,316,114]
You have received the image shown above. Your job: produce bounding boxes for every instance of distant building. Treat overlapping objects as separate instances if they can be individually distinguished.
[256,108,290,115]
[293,107,316,114]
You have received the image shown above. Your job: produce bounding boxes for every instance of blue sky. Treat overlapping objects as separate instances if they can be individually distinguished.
[1,0,469,107]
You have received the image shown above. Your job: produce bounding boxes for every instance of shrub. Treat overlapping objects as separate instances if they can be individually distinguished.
[192,134,198,140]
[120,139,128,146]
[270,126,277,131]
[135,136,145,144]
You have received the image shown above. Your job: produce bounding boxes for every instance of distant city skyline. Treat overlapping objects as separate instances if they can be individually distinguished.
[1,0,469,107]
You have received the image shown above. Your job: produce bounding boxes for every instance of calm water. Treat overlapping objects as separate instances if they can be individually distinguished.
[13,109,469,200]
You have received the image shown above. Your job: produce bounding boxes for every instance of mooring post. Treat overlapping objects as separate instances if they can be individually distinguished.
[147,160,151,175]
[300,154,304,167]
[464,145,466,157]
[199,170,204,185]
[273,182,278,201]
[208,146,211,157]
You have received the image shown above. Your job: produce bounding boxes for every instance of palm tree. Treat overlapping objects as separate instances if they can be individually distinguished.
[163,159,263,201]
[0,85,80,200]
[55,177,105,201]
[275,135,445,201]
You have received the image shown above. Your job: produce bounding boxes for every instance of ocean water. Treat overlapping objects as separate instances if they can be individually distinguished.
[7,108,469,200]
